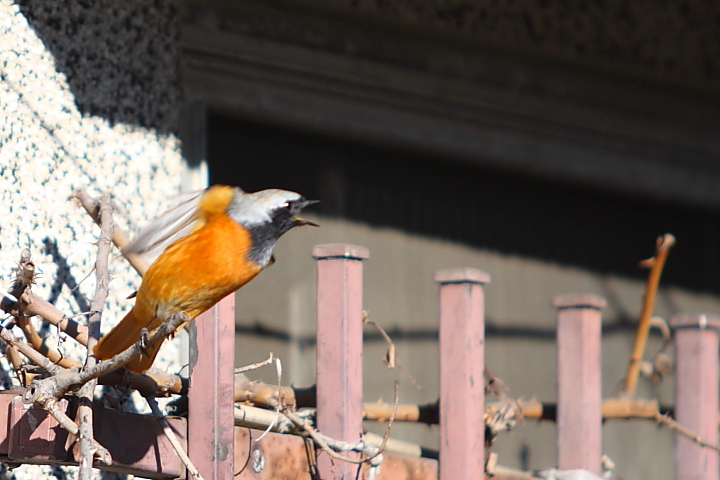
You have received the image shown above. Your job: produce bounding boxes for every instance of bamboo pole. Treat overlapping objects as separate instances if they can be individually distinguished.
[623,233,675,397]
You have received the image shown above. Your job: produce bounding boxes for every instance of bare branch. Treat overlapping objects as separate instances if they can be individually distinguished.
[45,396,112,466]
[0,325,64,376]
[235,352,275,374]
[71,189,150,276]
[1,289,90,347]
[279,380,398,480]
[5,344,23,385]
[145,394,205,480]
[23,311,190,406]
[654,411,720,453]
[16,316,81,368]
[623,233,675,397]
[234,404,300,434]
[283,409,381,466]
[363,312,422,390]
[99,368,185,397]
[0,250,91,348]
[366,380,399,462]
[77,195,113,479]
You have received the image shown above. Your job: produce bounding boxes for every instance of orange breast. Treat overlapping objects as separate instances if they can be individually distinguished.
[132,213,262,329]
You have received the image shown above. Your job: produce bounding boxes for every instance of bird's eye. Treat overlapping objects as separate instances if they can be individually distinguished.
[282,201,291,209]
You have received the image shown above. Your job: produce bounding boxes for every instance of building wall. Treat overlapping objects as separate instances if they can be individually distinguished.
[274,0,720,93]
[182,1,720,478]
[182,0,720,209]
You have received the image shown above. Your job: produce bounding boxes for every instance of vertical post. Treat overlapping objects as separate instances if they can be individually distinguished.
[552,293,605,475]
[670,314,720,480]
[435,267,490,480]
[313,244,369,480]
[188,295,235,480]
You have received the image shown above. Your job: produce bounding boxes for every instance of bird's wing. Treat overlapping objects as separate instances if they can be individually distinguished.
[123,190,204,262]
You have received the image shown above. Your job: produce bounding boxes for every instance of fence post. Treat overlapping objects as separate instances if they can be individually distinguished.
[188,295,236,480]
[669,314,720,480]
[435,267,490,480]
[313,244,369,480]
[552,293,605,475]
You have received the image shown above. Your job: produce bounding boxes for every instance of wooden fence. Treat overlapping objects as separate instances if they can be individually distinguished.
[1,243,719,480]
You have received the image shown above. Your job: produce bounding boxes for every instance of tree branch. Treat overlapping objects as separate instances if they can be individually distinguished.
[623,233,675,396]
[145,394,205,480]
[71,189,150,276]
[0,325,64,376]
[77,195,113,479]
[16,315,81,369]
[22,311,190,406]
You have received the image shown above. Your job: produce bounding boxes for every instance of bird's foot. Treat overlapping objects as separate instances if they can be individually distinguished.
[139,328,150,357]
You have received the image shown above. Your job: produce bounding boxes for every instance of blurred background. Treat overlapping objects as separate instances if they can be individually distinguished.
[182,2,720,478]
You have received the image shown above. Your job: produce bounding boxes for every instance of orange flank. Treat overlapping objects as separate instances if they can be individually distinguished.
[94,212,262,372]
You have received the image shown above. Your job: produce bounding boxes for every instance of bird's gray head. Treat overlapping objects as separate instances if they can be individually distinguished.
[228,188,318,266]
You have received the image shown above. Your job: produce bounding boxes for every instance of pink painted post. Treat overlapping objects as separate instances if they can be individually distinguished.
[313,244,369,480]
[552,293,605,475]
[435,267,490,480]
[188,295,236,480]
[669,314,720,480]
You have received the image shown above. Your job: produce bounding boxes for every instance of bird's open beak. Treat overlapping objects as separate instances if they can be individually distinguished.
[294,217,320,227]
[295,199,320,226]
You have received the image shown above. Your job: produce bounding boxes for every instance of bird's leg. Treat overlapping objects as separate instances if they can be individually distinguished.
[138,328,150,357]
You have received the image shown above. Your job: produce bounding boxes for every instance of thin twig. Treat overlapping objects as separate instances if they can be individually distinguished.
[254,356,283,442]
[71,265,97,293]
[145,394,206,480]
[623,233,675,397]
[363,313,422,390]
[366,380,399,462]
[283,409,375,465]
[282,380,399,475]
[654,411,720,452]
[234,352,275,374]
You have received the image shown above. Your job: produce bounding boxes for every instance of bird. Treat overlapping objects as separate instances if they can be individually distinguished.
[93,184,317,372]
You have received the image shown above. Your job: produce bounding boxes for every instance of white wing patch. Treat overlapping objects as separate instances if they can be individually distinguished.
[123,190,204,263]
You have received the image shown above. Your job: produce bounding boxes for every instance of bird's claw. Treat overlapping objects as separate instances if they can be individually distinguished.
[139,328,150,357]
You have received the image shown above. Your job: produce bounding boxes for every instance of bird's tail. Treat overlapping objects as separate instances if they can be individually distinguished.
[93,309,165,373]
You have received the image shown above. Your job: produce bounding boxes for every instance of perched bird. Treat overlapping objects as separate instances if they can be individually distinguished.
[93,184,317,372]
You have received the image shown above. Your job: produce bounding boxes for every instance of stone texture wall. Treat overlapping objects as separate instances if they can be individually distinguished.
[0,0,185,477]
[15,0,182,134]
